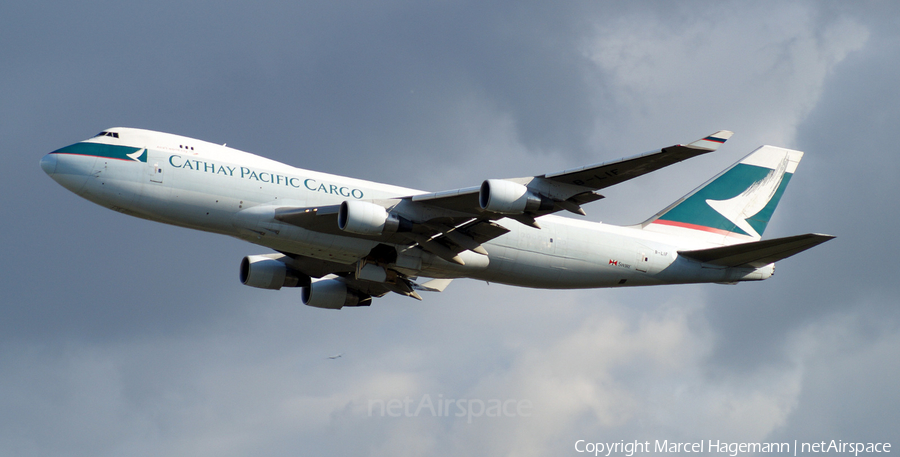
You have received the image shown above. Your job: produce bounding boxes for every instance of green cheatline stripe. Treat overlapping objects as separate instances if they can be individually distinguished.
[657,163,792,237]
[53,142,146,163]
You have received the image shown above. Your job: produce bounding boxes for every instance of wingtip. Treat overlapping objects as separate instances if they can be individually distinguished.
[711,130,734,139]
[687,130,734,151]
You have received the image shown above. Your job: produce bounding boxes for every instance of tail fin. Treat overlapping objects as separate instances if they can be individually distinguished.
[642,145,802,245]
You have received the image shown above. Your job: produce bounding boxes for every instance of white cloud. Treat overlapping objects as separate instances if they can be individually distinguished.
[577,3,868,224]
[386,296,805,455]
[583,4,868,147]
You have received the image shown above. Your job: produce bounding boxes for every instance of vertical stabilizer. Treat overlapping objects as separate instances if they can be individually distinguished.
[641,145,802,245]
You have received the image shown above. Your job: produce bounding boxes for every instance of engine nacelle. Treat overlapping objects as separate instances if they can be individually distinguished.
[240,255,309,290]
[338,201,408,236]
[301,278,372,309]
[479,179,554,214]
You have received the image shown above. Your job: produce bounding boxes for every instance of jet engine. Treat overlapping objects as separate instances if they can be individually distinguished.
[240,255,309,290]
[479,179,554,214]
[338,200,409,236]
[301,278,372,309]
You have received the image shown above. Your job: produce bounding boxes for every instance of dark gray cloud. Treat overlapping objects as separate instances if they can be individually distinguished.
[703,7,900,371]
[2,0,899,455]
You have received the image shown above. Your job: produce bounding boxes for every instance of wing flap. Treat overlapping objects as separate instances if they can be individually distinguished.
[414,278,454,292]
[678,233,835,268]
[455,219,510,245]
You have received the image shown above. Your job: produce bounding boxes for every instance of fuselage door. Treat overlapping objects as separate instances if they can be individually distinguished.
[145,150,163,183]
[636,251,649,273]
[150,162,163,183]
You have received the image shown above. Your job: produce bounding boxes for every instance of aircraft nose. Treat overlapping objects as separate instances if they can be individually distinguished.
[40,153,58,175]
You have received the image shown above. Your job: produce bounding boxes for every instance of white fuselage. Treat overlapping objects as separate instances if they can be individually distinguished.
[41,128,772,290]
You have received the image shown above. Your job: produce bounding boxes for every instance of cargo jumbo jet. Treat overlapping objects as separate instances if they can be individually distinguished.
[41,128,833,309]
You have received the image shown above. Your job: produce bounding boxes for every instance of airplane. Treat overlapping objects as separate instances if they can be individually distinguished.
[40,128,833,309]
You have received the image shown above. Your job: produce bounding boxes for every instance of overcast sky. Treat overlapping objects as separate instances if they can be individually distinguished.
[3,1,899,456]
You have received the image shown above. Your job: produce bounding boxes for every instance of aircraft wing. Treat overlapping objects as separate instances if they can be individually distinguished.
[275,204,510,265]
[540,131,734,189]
[269,251,446,300]
[410,130,733,220]
[273,131,732,265]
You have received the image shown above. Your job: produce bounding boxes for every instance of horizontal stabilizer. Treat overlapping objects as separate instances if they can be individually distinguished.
[678,233,835,268]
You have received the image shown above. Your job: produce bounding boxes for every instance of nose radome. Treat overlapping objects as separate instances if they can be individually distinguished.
[40,153,58,175]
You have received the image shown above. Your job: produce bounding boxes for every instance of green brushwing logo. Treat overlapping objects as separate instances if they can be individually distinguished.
[658,162,793,237]
[705,157,790,238]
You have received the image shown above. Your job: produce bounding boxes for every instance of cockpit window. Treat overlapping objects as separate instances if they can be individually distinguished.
[94,131,119,138]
